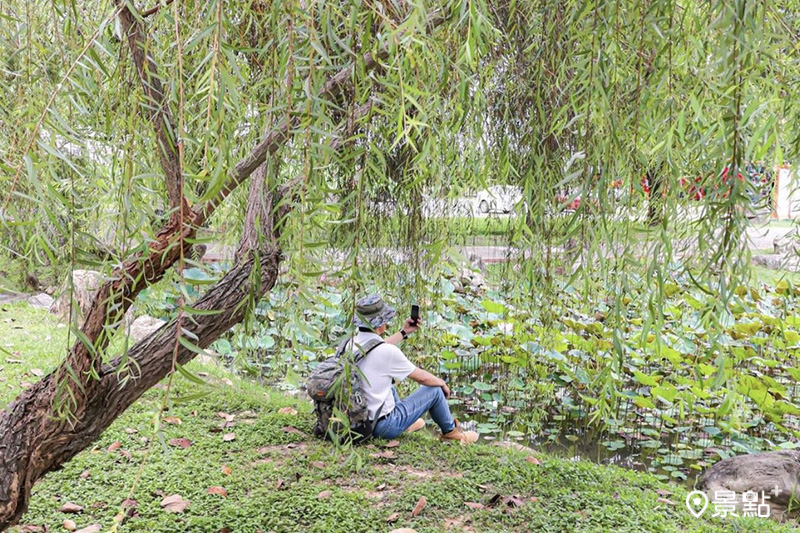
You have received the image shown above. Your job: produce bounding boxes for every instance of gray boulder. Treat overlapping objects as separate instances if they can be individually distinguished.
[468,253,487,274]
[27,293,54,310]
[127,315,165,343]
[50,270,135,328]
[49,270,104,325]
[698,450,800,519]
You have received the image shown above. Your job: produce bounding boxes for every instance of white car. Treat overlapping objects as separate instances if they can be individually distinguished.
[475,186,523,214]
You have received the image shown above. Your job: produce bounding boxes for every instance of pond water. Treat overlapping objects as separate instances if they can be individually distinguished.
[446,399,709,489]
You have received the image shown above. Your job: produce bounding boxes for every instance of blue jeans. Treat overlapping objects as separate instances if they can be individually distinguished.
[373,386,455,439]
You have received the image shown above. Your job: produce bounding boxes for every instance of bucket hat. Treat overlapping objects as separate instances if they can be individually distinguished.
[353,294,396,329]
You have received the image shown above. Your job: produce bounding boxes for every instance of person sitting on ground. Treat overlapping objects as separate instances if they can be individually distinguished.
[350,294,478,444]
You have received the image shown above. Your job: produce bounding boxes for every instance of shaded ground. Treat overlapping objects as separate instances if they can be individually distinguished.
[0,303,793,532]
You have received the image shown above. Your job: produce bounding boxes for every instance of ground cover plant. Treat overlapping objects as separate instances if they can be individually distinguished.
[162,254,797,488]
[2,0,800,530]
[1,303,791,533]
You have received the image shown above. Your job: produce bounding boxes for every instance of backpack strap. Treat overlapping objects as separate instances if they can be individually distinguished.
[371,400,386,429]
[353,338,384,363]
[335,337,384,362]
[333,337,351,358]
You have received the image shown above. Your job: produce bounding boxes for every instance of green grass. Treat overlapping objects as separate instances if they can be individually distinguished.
[1,302,793,532]
[749,264,800,287]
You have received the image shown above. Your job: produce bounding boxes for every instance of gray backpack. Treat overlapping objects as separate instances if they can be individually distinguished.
[307,337,384,444]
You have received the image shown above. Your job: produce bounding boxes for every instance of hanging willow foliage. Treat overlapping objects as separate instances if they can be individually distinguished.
[0,0,798,527]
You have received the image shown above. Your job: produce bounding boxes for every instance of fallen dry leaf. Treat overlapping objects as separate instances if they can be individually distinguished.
[526,456,541,465]
[107,441,121,453]
[30,368,43,377]
[168,438,192,449]
[656,488,672,497]
[310,461,326,469]
[221,465,232,476]
[124,427,137,434]
[276,479,285,490]
[217,412,235,422]
[529,496,540,503]
[369,450,396,459]
[119,449,132,459]
[59,502,83,513]
[317,490,332,500]
[17,526,44,532]
[657,497,677,506]
[388,529,418,533]
[385,512,400,523]
[62,518,77,530]
[74,525,101,533]
[164,416,182,425]
[464,502,484,510]
[20,382,32,389]
[121,499,138,509]
[377,483,386,491]
[223,433,236,442]
[207,486,228,497]
[277,407,297,415]
[79,470,90,480]
[487,493,525,509]
[160,494,190,513]
[383,440,401,448]
[412,496,427,517]
[281,426,306,437]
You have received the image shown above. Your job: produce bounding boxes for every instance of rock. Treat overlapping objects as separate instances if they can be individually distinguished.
[27,293,54,310]
[127,316,165,343]
[698,450,800,519]
[468,253,487,274]
[774,230,799,255]
[752,254,800,272]
[195,352,217,366]
[50,270,135,328]
[49,270,104,326]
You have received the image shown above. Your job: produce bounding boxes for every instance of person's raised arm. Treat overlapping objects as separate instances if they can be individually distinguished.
[384,318,419,346]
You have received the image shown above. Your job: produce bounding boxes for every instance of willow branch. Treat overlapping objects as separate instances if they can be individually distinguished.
[141,0,175,18]
[117,1,185,213]
[192,9,446,227]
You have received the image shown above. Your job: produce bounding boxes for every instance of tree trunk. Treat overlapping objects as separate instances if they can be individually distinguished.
[0,247,279,529]
[0,8,448,528]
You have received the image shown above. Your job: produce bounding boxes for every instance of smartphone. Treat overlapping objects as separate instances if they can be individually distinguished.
[410,304,419,326]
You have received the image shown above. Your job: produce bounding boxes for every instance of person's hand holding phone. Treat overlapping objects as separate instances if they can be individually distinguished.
[403,304,421,334]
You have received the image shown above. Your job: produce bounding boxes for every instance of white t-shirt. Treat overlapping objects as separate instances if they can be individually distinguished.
[349,331,416,420]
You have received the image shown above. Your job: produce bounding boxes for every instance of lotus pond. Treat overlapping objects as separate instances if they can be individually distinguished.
[137,256,800,486]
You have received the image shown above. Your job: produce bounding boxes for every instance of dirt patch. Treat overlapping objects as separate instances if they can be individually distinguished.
[373,463,437,479]
[325,476,403,508]
[250,442,308,467]
[444,514,475,532]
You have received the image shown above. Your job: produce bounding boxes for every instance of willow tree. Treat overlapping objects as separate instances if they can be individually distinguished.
[0,0,798,528]
[0,0,495,526]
